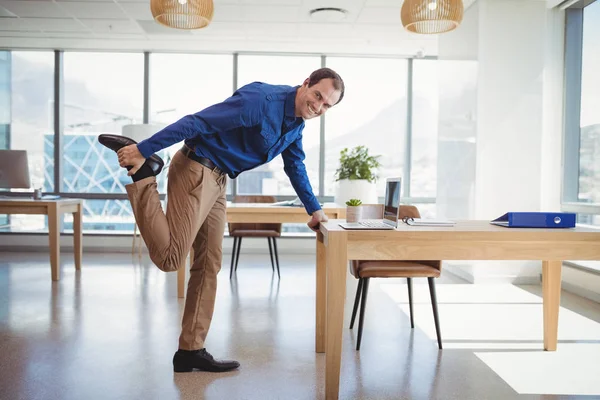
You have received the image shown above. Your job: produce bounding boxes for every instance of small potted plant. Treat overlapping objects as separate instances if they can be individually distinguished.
[345,199,363,223]
[334,146,381,205]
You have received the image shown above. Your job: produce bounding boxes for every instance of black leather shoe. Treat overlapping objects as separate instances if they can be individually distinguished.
[173,349,240,373]
[97,134,164,176]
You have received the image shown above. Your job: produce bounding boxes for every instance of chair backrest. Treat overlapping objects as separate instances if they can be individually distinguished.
[228,195,282,234]
[398,205,421,219]
[359,204,421,220]
[397,205,439,269]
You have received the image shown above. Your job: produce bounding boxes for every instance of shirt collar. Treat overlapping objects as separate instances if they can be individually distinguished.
[284,86,300,119]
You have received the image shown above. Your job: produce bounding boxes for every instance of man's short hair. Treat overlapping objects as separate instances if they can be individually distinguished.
[307,68,345,105]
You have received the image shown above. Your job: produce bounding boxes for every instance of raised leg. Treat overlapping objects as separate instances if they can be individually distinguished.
[349,278,363,329]
[325,231,347,400]
[48,203,60,281]
[316,232,326,353]
[125,151,220,272]
[407,277,414,328]
[73,202,82,270]
[428,277,442,349]
[356,278,370,351]
[542,260,562,351]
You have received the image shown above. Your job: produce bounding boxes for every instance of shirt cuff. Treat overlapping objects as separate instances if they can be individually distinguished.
[136,140,154,159]
[304,198,321,215]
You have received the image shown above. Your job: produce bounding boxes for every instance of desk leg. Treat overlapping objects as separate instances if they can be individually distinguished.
[325,231,347,400]
[48,203,60,281]
[542,260,562,351]
[316,232,326,353]
[73,203,83,270]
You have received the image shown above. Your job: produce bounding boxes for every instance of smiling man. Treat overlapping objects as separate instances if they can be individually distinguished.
[97,67,344,373]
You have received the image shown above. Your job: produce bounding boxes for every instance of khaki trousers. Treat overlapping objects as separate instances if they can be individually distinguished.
[126,150,227,350]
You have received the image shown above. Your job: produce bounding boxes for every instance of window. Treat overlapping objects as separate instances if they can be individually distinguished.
[236,55,321,196]
[564,0,600,272]
[411,60,439,198]
[1,51,442,234]
[61,52,144,232]
[578,1,600,205]
[564,0,600,227]
[63,52,144,194]
[324,57,408,197]
[150,53,234,194]
[0,51,54,231]
[0,51,8,150]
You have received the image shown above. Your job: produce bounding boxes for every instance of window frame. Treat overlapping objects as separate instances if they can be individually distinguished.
[562,0,600,213]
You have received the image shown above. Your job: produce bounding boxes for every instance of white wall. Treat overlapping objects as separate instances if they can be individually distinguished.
[437,0,566,284]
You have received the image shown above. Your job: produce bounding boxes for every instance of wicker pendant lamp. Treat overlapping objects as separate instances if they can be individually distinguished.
[401,0,463,34]
[151,0,214,30]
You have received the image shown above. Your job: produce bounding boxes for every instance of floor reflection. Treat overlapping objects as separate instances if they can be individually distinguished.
[1,252,599,399]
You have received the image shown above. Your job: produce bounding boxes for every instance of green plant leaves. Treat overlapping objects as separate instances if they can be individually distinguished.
[345,198,363,206]
[334,145,382,183]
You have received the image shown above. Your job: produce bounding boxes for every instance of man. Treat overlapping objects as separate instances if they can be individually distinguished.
[98,67,344,373]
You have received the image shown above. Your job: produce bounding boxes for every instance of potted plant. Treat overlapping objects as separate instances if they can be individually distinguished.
[334,146,381,206]
[345,198,363,223]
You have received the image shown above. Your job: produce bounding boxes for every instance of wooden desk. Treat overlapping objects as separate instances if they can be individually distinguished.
[0,198,83,281]
[317,220,600,400]
[176,203,346,298]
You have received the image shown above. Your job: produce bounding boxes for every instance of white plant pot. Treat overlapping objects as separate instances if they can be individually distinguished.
[335,179,377,206]
[346,206,363,223]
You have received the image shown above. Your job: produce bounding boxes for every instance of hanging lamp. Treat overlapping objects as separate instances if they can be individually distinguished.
[401,0,464,34]
[150,0,214,30]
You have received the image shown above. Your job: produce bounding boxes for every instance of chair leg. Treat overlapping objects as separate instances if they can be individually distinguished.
[229,237,238,279]
[350,278,363,329]
[428,277,443,349]
[356,278,370,351]
[272,237,281,279]
[267,237,275,272]
[407,277,415,329]
[234,237,242,272]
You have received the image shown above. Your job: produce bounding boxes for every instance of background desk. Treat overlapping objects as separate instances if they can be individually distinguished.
[317,220,600,400]
[0,198,83,281]
[176,203,346,298]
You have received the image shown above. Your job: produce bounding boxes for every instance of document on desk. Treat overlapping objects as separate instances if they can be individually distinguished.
[403,218,455,227]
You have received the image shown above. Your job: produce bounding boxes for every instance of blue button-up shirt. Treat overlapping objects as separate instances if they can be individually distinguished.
[136,82,321,215]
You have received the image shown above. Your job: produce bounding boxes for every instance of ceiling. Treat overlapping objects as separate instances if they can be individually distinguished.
[0,0,477,56]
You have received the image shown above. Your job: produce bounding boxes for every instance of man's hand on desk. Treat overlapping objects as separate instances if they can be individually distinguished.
[308,209,328,232]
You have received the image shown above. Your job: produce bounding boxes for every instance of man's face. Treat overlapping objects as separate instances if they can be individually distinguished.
[295,78,341,120]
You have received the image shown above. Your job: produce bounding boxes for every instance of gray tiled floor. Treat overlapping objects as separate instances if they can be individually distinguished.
[1,251,599,400]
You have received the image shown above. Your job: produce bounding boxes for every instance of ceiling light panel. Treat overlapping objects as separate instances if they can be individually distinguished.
[0,1,70,18]
[56,1,128,19]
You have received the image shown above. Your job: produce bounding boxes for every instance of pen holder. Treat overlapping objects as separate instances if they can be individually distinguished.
[346,206,362,223]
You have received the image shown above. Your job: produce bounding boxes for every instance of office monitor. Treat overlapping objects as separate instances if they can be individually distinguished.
[0,150,32,189]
